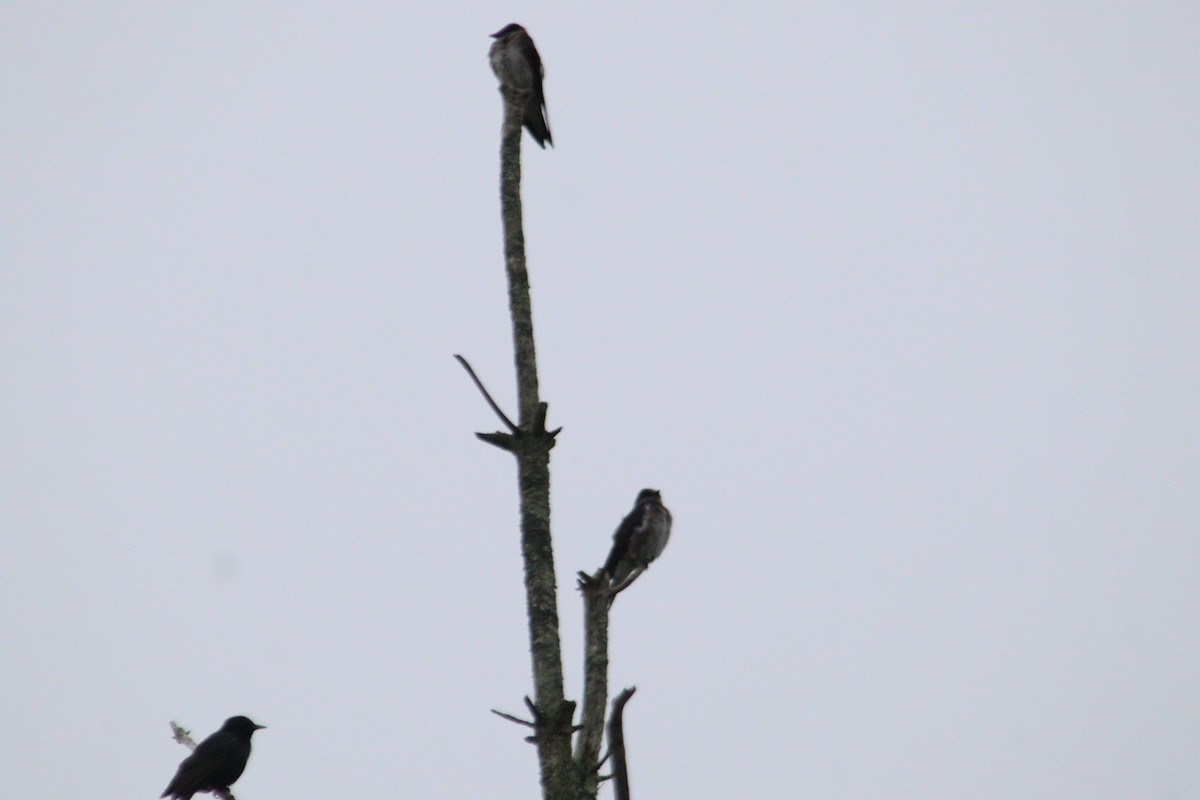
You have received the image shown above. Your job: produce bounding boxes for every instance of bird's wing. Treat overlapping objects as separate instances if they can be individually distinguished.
[169,732,245,794]
[193,731,240,762]
[526,37,547,113]
[603,512,633,573]
[164,750,220,798]
[604,505,648,574]
[517,32,544,77]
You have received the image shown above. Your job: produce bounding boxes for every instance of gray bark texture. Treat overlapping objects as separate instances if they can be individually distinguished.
[476,85,630,800]
[496,86,576,800]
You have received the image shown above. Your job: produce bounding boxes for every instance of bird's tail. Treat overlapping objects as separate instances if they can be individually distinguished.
[608,562,634,589]
[525,100,552,148]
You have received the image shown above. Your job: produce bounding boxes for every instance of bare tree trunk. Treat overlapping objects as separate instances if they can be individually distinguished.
[464,81,641,800]
[494,86,576,800]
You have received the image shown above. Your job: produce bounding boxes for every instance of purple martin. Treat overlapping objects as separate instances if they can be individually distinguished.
[489,23,552,148]
[603,489,673,590]
[161,716,265,800]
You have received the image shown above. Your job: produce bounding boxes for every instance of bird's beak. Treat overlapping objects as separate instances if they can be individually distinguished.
[254,724,267,730]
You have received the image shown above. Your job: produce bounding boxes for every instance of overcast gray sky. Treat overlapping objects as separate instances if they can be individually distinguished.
[3,3,1199,798]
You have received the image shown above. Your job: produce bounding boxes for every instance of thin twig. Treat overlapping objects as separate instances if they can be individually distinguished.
[454,354,518,433]
[493,696,547,744]
[476,431,516,452]
[169,722,195,750]
[492,708,536,729]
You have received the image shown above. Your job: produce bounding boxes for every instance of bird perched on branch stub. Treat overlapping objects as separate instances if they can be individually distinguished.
[489,22,553,148]
[603,489,673,590]
[161,716,265,800]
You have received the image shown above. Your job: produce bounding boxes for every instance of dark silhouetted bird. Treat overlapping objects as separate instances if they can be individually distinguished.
[603,489,673,590]
[489,23,553,148]
[161,716,265,800]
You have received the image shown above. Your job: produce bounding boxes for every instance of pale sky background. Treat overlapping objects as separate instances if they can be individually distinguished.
[3,3,1199,798]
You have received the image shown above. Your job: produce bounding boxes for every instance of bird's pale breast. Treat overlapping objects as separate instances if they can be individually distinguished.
[490,45,534,91]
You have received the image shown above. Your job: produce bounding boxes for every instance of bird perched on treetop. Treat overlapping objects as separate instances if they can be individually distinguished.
[603,489,673,591]
[489,23,553,148]
[161,716,265,800]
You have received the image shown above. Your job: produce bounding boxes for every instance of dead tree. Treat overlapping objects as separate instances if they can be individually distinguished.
[456,52,641,800]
